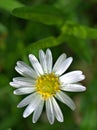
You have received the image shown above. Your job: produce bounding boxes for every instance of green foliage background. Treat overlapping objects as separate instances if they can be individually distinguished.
[0,0,97,130]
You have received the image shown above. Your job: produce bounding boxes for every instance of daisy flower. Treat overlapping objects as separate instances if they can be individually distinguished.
[10,49,86,124]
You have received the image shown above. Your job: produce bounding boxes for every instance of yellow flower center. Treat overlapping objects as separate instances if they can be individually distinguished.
[36,73,60,100]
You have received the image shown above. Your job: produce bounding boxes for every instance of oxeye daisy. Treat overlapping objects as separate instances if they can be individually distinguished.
[10,49,86,124]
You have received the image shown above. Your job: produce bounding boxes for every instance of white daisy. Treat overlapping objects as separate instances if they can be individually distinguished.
[10,49,86,124]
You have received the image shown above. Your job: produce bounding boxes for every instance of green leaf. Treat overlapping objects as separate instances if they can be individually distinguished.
[67,38,92,62]
[62,21,97,39]
[57,34,92,63]
[26,36,59,55]
[24,22,56,42]
[0,0,24,12]
[54,0,81,13]
[12,5,65,25]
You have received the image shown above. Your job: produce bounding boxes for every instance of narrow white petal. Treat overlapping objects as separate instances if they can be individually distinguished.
[13,87,35,95]
[56,91,76,110]
[12,77,35,87]
[10,82,20,88]
[15,66,23,75]
[53,53,66,72]
[46,49,53,73]
[29,54,44,75]
[61,84,86,92]
[60,71,85,84]
[39,50,47,73]
[23,94,41,118]
[51,97,64,122]
[17,93,36,108]
[13,77,35,83]
[10,81,34,88]
[46,98,54,124]
[54,57,73,76]
[15,61,37,78]
[32,99,44,123]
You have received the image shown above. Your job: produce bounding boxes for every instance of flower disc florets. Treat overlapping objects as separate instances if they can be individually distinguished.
[36,73,60,99]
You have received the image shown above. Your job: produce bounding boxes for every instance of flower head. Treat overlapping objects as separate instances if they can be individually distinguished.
[10,49,86,124]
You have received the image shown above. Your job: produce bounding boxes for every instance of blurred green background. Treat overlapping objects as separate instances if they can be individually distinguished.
[0,0,97,130]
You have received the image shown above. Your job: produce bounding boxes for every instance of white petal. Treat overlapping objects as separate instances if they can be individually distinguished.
[51,97,64,122]
[32,99,44,123]
[13,77,35,83]
[60,71,85,84]
[15,61,37,78]
[29,54,44,75]
[53,53,66,72]
[15,66,23,75]
[54,57,73,76]
[17,93,36,108]
[10,81,34,88]
[46,98,54,124]
[39,49,47,73]
[13,87,35,95]
[56,91,76,110]
[61,84,86,92]
[10,78,35,88]
[10,82,20,88]
[12,77,35,87]
[23,93,41,118]
[46,49,53,73]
